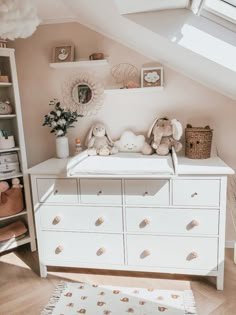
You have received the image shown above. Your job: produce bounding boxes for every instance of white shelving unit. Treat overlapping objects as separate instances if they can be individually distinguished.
[49,59,109,68]
[49,59,164,93]
[0,48,36,253]
[0,147,20,153]
[105,86,164,94]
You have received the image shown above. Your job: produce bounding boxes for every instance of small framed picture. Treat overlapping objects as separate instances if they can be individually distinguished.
[141,67,163,88]
[52,45,74,63]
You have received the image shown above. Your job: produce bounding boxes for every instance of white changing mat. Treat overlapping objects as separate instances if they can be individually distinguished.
[69,153,174,175]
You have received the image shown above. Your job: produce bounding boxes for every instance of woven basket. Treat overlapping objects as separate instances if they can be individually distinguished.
[185,124,213,159]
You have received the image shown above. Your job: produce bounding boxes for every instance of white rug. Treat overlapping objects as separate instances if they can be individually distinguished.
[41,282,197,315]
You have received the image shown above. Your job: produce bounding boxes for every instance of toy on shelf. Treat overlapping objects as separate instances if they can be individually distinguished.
[146,117,183,156]
[86,123,118,156]
[12,178,23,188]
[0,181,9,202]
[0,101,12,114]
[0,178,24,218]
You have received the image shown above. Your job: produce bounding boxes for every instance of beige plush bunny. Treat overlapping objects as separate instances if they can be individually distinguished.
[86,123,118,156]
[144,117,183,155]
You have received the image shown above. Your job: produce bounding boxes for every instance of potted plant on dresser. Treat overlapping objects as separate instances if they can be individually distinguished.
[43,99,82,158]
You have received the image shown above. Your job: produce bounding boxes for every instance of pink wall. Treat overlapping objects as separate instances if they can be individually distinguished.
[10,22,236,168]
[11,22,236,240]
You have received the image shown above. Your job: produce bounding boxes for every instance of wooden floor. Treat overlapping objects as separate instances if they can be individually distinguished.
[0,246,236,315]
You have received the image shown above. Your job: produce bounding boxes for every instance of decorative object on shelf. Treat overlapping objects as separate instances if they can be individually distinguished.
[89,52,104,60]
[62,73,104,116]
[0,0,40,40]
[147,117,183,156]
[0,38,7,48]
[115,130,152,154]
[52,45,74,63]
[0,151,20,177]
[185,124,213,159]
[12,177,23,188]
[42,100,82,159]
[0,181,9,201]
[125,81,140,89]
[0,101,12,114]
[0,178,24,217]
[0,220,27,242]
[85,123,118,156]
[74,137,83,155]
[141,66,163,88]
[111,63,139,88]
[0,131,15,150]
[0,69,9,82]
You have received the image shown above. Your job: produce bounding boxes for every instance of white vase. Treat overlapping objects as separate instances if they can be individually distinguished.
[56,136,69,158]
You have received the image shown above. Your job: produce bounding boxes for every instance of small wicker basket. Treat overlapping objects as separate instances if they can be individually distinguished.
[185,124,213,159]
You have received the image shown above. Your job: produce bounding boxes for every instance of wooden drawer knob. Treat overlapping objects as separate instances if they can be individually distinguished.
[54,189,58,195]
[140,218,150,228]
[141,249,151,258]
[97,247,106,256]
[191,220,199,227]
[97,190,102,196]
[143,218,150,225]
[55,245,64,254]
[143,191,149,196]
[190,251,198,259]
[96,217,105,226]
[191,192,198,198]
[53,215,61,225]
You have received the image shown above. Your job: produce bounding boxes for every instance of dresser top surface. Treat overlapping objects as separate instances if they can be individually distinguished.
[28,151,234,177]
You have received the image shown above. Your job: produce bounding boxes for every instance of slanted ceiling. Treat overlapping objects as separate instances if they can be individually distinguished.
[36,0,236,100]
[112,0,190,14]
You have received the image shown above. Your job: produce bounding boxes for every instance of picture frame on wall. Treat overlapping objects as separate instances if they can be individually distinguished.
[141,66,163,88]
[52,45,74,63]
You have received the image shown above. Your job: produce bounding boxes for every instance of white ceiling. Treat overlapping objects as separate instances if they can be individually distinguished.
[35,0,236,100]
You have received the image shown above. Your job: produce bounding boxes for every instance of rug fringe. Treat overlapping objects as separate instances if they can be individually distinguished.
[184,290,197,314]
[41,281,68,315]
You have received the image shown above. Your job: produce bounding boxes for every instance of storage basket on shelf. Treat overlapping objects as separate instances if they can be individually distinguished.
[185,124,213,159]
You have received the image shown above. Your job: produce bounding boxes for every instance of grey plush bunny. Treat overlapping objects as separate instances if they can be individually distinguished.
[86,123,118,156]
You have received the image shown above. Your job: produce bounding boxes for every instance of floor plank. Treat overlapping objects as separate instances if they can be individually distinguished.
[0,246,235,315]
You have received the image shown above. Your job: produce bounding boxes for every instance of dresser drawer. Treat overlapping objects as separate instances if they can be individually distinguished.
[126,208,219,235]
[80,179,122,204]
[40,232,124,265]
[37,178,78,204]
[39,205,123,232]
[172,179,220,207]
[124,180,169,205]
[127,235,218,270]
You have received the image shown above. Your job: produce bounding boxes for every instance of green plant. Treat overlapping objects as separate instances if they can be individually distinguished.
[42,100,82,137]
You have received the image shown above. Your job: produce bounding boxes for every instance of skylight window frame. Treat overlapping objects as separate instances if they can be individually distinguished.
[200,0,236,31]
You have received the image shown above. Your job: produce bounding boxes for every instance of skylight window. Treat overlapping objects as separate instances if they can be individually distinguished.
[201,0,236,30]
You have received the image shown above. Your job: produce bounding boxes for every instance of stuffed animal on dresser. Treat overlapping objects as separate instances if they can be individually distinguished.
[115,130,152,154]
[86,123,118,156]
[146,117,183,155]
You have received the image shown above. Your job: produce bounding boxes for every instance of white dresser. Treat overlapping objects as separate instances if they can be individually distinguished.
[28,152,234,290]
